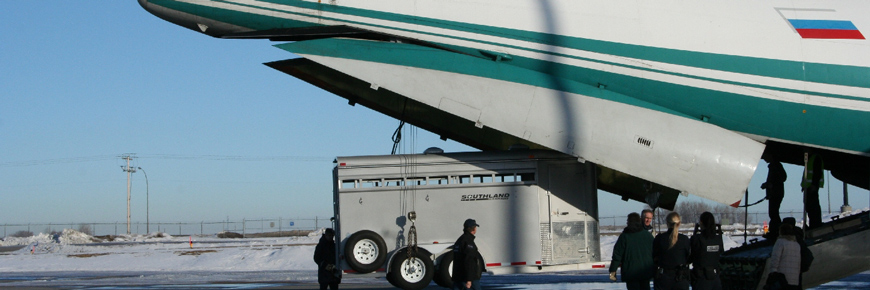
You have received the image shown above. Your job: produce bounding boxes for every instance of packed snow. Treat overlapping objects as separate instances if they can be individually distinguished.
[2,210,868,288]
[0,227,758,274]
[0,230,320,273]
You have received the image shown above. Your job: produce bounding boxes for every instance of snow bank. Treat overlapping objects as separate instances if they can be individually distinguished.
[0,229,320,273]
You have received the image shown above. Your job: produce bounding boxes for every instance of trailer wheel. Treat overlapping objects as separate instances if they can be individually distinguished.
[433,251,454,288]
[344,230,387,273]
[388,248,434,290]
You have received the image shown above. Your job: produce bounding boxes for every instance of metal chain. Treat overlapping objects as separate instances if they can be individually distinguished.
[407,224,417,258]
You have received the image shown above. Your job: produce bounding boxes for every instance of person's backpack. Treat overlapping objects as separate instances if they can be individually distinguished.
[800,245,814,272]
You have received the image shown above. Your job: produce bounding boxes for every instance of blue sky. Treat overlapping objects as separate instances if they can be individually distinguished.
[1,2,865,226]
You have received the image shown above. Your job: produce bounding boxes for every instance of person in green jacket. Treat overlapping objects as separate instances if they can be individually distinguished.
[611,212,655,290]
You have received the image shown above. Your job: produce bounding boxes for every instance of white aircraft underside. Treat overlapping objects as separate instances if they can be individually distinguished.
[139,0,870,207]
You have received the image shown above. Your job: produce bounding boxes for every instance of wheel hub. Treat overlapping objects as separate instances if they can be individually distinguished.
[400,257,425,283]
[353,239,378,264]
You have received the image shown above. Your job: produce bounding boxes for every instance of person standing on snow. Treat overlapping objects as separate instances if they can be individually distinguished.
[643,209,656,236]
[313,228,341,290]
[610,212,655,290]
[452,219,484,290]
[653,212,691,290]
[690,212,724,290]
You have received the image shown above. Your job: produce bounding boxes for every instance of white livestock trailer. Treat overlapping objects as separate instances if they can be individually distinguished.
[331,149,604,289]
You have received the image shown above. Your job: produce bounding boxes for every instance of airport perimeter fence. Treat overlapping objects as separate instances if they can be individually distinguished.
[4,211,810,239]
[1,217,333,238]
[599,210,808,235]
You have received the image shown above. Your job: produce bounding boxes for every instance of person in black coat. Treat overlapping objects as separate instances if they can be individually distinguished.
[761,154,787,239]
[654,212,691,290]
[314,228,341,290]
[452,219,483,290]
[690,212,724,290]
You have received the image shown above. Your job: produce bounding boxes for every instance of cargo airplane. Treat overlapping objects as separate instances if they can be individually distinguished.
[139,0,870,209]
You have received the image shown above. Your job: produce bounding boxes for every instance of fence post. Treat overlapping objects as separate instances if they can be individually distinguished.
[201,222,204,236]
[279,217,282,235]
[315,216,319,230]
[243,218,246,238]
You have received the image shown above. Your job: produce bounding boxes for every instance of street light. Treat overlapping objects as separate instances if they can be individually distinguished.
[138,167,150,234]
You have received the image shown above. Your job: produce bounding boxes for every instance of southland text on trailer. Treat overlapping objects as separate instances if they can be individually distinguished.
[332,149,605,290]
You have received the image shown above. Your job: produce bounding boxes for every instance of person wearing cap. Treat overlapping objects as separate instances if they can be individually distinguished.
[314,228,341,290]
[452,219,484,290]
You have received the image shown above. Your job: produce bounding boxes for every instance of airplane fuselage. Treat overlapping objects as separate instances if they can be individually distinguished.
[140,0,870,205]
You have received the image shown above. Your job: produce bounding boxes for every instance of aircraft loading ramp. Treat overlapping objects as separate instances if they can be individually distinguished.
[720,211,870,289]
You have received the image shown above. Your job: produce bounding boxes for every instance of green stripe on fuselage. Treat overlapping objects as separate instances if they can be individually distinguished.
[148,0,870,153]
[279,38,870,154]
[154,0,870,89]
[252,0,870,89]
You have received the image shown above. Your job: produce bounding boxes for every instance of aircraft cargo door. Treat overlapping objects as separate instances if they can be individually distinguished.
[541,162,600,265]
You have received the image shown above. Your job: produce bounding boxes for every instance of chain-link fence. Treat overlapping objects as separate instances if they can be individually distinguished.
[2,217,333,238]
[599,210,809,228]
[598,210,810,236]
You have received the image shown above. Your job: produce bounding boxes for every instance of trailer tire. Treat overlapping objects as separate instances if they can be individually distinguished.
[344,230,387,273]
[433,251,454,288]
[388,248,434,290]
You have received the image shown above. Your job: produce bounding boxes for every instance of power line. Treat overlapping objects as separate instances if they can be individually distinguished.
[0,154,332,167]
[0,155,117,167]
[140,154,331,162]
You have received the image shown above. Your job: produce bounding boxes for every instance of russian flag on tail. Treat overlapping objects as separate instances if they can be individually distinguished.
[787,19,865,39]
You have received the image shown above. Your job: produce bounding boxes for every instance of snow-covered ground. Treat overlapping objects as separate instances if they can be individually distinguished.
[1,221,867,289]
[0,229,319,273]
[0,227,751,274]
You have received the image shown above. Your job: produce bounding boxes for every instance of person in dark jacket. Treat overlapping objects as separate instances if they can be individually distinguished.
[313,228,340,290]
[654,212,691,290]
[452,219,483,290]
[642,209,656,236]
[761,154,787,239]
[690,212,724,290]
[610,212,655,290]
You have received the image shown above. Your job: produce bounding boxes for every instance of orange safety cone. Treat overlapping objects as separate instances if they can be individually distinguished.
[763,221,769,234]
[189,236,193,249]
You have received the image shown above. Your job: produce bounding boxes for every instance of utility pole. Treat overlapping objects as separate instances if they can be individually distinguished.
[120,154,137,235]
[138,167,149,234]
